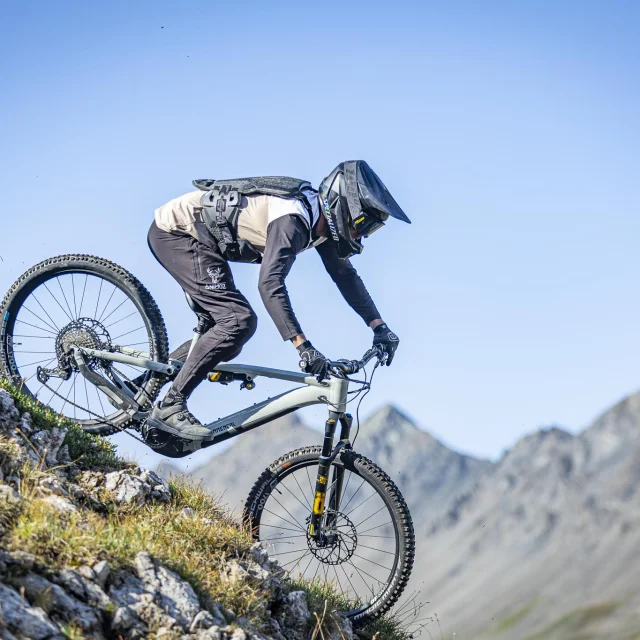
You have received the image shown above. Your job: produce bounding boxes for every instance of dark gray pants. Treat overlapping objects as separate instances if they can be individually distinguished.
[147,221,257,397]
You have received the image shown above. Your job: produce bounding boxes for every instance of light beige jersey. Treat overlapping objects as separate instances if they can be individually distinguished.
[154,189,320,254]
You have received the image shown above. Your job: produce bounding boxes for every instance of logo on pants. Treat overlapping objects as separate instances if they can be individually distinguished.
[206,266,227,290]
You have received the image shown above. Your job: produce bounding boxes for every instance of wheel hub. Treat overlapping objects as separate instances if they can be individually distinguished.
[306,510,358,565]
[55,318,111,371]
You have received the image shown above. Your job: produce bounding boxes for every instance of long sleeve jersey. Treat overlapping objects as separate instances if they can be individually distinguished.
[154,190,380,340]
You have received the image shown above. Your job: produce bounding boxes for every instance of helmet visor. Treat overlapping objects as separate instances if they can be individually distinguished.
[352,214,385,238]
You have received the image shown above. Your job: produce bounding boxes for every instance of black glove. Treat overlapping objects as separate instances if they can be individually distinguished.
[297,341,330,381]
[373,324,399,366]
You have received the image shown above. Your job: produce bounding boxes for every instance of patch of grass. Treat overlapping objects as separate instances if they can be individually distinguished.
[525,601,620,640]
[294,578,418,640]
[0,378,123,471]
[492,598,537,633]
[5,478,263,620]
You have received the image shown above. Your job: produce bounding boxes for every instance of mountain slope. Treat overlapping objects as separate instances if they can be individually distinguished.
[168,405,492,524]
[414,391,640,639]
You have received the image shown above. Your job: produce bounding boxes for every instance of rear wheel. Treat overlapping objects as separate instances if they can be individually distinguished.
[0,255,169,435]
[244,446,415,625]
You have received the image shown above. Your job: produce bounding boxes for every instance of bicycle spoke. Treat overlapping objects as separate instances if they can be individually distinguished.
[112,326,145,341]
[14,351,56,354]
[101,297,128,324]
[353,504,387,529]
[43,282,73,323]
[71,275,78,319]
[59,375,76,414]
[32,293,61,332]
[16,319,57,336]
[269,494,307,532]
[359,521,392,535]
[347,560,383,589]
[262,507,305,532]
[281,550,311,570]
[22,306,55,335]
[344,492,376,517]
[292,472,312,510]
[280,478,313,514]
[94,382,106,417]
[94,279,103,318]
[78,274,88,317]
[97,285,118,322]
[46,378,66,406]
[300,554,315,579]
[19,356,59,368]
[261,534,306,542]
[260,523,306,535]
[12,335,56,339]
[352,553,392,572]
[357,543,396,556]
[340,478,366,513]
[56,277,75,321]
[105,310,137,328]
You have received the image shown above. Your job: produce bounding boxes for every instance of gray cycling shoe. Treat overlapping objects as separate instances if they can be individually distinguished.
[146,389,211,441]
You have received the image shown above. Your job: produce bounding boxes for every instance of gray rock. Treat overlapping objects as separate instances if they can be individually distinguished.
[55,568,112,611]
[105,470,151,505]
[40,494,77,513]
[278,591,310,634]
[56,444,72,464]
[37,475,68,496]
[195,627,223,640]
[18,412,33,437]
[134,552,201,629]
[76,564,96,581]
[230,629,247,640]
[0,484,19,504]
[140,469,171,502]
[111,604,147,639]
[93,559,111,588]
[189,610,216,632]
[14,572,102,632]
[0,390,20,431]
[0,627,20,640]
[0,582,63,640]
[30,427,67,466]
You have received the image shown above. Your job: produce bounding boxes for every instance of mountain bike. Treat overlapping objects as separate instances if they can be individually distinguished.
[0,254,415,624]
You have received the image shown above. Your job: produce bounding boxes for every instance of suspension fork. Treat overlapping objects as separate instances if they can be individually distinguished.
[308,412,353,540]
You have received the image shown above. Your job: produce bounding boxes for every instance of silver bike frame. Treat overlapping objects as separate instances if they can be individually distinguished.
[74,344,351,452]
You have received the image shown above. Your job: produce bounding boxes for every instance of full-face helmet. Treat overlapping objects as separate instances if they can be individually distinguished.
[319,160,411,258]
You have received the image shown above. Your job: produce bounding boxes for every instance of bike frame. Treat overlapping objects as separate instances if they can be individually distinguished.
[70,342,362,540]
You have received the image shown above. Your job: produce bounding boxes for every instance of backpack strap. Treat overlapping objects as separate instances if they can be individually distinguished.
[200,186,243,261]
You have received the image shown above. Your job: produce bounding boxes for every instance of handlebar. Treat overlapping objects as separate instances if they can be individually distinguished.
[326,346,386,375]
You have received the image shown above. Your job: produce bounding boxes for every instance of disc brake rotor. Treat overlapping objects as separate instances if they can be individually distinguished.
[307,510,358,565]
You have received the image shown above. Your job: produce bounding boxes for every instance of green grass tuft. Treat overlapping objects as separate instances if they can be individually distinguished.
[0,378,124,470]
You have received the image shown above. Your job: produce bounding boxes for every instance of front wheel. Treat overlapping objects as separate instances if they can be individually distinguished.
[244,446,415,625]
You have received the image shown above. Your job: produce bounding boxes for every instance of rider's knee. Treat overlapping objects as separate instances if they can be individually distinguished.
[238,306,258,342]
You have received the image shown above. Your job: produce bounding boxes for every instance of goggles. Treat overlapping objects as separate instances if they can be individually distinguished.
[352,214,386,238]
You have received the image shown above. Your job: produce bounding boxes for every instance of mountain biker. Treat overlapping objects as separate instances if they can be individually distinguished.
[145,160,410,440]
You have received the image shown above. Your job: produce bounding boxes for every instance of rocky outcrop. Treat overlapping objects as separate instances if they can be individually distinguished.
[0,388,355,640]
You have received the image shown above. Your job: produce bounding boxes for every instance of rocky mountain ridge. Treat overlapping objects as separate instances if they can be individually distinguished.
[170,391,640,638]
[169,405,493,527]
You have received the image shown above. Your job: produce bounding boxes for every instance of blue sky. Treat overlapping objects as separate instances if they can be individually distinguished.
[1,0,639,469]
